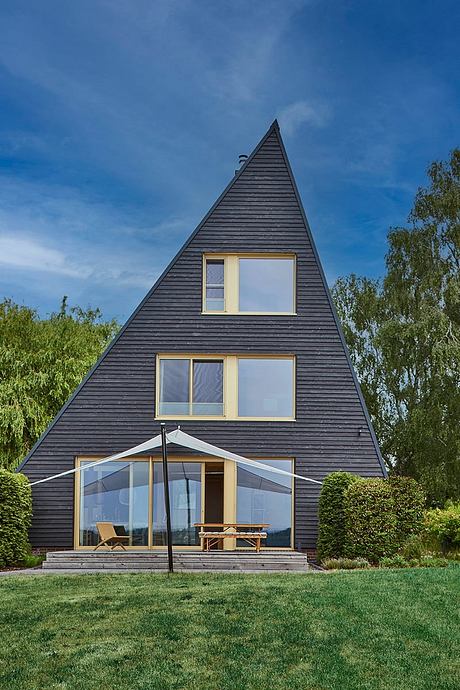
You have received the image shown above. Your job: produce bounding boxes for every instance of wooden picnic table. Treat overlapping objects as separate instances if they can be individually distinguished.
[194,523,270,552]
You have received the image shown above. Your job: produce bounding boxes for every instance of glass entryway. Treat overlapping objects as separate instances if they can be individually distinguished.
[76,456,293,549]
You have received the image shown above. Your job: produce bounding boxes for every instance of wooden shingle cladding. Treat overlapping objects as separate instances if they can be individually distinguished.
[19,121,385,550]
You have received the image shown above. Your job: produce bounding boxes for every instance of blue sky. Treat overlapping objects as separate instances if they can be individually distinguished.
[0,0,459,321]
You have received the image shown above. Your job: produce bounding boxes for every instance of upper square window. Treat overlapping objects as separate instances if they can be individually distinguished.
[203,254,296,314]
[239,258,295,313]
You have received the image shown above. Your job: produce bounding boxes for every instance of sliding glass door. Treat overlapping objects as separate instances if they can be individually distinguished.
[152,462,203,546]
[77,456,293,549]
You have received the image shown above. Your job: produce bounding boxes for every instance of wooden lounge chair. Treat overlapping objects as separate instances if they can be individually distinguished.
[94,522,129,550]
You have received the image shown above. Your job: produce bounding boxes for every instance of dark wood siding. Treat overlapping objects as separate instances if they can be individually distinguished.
[20,122,384,549]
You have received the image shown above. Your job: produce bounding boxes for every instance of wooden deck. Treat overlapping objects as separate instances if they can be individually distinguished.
[42,550,310,573]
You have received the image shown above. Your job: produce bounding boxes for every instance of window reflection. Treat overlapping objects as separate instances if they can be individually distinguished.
[152,462,202,546]
[159,359,190,415]
[239,258,294,312]
[238,358,294,417]
[205,259,225,311]
[192,360,223,416]
[79,461,149,547]
[237,460,292,547]
[159,358,224,416]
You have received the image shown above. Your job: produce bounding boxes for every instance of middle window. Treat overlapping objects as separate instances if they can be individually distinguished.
[157,355,295,420]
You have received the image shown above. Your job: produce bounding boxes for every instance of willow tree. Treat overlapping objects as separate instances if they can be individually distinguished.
[333,149,460,505]
[0,298,119,470]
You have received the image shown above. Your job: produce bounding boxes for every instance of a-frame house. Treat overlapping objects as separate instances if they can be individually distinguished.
[20,121,385,554]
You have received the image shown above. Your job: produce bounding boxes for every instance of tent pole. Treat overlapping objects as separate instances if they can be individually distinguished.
[161,423,174,574]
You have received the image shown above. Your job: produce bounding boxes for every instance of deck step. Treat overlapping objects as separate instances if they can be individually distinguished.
[42,550,310,572]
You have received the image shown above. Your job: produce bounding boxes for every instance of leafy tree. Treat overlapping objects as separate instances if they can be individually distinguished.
[333,149,460,505]
[0,297,119,470]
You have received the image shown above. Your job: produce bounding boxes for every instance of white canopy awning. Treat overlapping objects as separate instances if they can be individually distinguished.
[30,434,163,486]
[167,428,321,484]
[29,428,322,487]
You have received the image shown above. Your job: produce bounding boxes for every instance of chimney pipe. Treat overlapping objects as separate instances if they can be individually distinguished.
[235,153,248,175]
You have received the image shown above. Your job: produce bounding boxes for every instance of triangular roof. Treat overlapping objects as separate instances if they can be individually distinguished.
[18,120,385,476]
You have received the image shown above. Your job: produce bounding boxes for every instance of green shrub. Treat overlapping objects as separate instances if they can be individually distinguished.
[424,503,460,554]
[407,558,421,567]
[445,551,460,561]
[322,557,371,570]
[344,479,397,563]
[399,533,432,560]
[388,476,425,548]
[418,555,449,568]
[0,470,32,567]
[379,555,410,568]
[317,472,360,561]
[21,553,45,568]
[379,554,449,569]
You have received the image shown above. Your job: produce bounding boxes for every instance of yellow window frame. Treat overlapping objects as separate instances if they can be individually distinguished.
[155,353,296,421]
[202,253,297,315]
[74,455,295,550]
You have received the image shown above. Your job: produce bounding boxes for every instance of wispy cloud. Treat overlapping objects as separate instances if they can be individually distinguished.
[278,101,330,136]
[0,231,157,289]
[0,0,457,318]
[207,3,305,104]
[0,1,307,199]
[0,177,180,296]
[0,235,87,278]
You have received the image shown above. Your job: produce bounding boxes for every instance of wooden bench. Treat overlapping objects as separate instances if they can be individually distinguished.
[194,523,269,552]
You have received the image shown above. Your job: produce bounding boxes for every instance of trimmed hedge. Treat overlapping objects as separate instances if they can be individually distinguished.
[317,472,360,561]
[0,470,32,567]
[344,479,397,563]
[318,473,426,564]
[388,475,425,549]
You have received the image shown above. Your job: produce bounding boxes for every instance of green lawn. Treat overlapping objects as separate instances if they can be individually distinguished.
[0,567,459,690]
